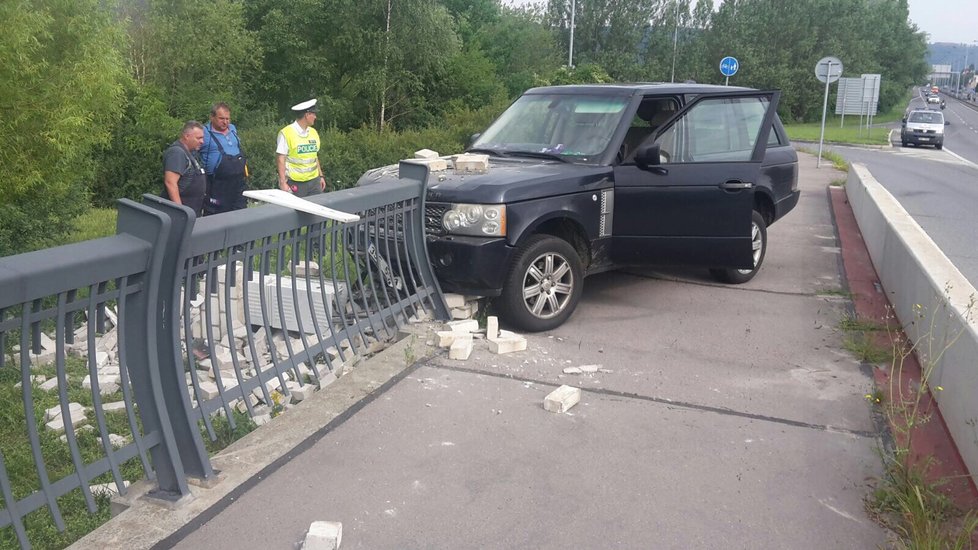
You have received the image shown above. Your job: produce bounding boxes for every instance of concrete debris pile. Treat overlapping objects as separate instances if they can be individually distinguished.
[435,301,528,361]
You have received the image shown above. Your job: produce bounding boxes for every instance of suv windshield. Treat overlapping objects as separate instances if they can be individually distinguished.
[908,111,943,124]
[471,93,629,162]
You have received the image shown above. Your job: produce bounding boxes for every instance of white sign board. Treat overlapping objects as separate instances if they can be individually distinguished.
[243,189,360,223]
[861,73,881,102]
[834,77,865,115]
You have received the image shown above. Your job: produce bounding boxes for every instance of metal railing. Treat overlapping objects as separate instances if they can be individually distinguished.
[0,162,447,548]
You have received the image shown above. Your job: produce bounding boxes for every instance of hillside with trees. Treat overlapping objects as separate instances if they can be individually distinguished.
[0,0,929,256]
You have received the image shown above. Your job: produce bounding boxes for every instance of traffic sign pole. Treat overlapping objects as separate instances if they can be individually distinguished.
[817,61,832,168]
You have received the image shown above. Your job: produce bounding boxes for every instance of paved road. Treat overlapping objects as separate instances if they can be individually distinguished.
[908,87,978,165]
[824,91,978,288]
[169,154,888,549]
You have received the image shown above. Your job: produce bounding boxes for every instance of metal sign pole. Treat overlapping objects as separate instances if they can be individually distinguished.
[840,79,847,128]
[725,75,729,86]
[817,61,833,168]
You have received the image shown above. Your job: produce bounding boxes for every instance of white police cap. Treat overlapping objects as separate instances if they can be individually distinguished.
[291,99,318,113]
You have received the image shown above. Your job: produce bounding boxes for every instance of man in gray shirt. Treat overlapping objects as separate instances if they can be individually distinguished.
[162,121,207,215]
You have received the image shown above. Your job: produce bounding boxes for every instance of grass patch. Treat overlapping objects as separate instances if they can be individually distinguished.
[843,333,893,364]
[829,177,847,187]
[817,288,852,298]
[838,314,887,332]
[66,208,118,245]
[796,146,850,172]
[785,118,891,146]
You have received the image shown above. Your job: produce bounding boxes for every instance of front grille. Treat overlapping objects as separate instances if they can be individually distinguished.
[425,203,448,236]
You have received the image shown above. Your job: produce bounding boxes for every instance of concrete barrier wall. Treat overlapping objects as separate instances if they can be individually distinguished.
[847,163,978,476]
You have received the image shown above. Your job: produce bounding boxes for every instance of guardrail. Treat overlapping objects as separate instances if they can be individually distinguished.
[0,162,447,549]
[846,163,978,479]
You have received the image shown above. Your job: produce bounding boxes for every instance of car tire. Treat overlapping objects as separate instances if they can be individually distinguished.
[901,140,908,147]
[710,210,767,284]
[935,143,943,150]
[498,234,583,332]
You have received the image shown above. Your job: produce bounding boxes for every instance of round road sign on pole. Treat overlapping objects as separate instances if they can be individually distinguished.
[815,56,843,84]
[815,56,843,168]
[719,56,739,77]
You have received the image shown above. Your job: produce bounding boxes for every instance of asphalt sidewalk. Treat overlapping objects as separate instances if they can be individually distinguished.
[131,152,893,549]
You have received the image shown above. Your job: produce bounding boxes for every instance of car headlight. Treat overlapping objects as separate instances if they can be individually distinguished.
[442,204,506,237]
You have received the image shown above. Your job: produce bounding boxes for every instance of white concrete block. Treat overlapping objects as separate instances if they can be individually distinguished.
[436,331,458,348]
[486,316,499,341]
[445,319,479,333]
[454,153,490,173]
[252,413,272,426]
[414,148,439,159]
[39,377,60,392]
[293,261,320,278]
[488,334,527,354]
[449,335,474,361]
[414,158,448,171]
[45,402,85,422]
[286,380,317,403]
[197,381,219,400]
[444,292,465,308]
[102,401,127,413]
[99,433,130,448]
[303,520,343,550]
[544,385,581,413]
[450,305,473,320]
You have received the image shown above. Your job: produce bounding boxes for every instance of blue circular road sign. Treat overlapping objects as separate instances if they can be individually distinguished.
[719,56,739,77]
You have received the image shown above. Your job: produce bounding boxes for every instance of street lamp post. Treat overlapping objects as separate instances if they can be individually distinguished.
[670,0,680,83]
[568,0,575,68]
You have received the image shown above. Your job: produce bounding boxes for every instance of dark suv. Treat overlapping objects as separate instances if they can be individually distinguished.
[359,84,800,331]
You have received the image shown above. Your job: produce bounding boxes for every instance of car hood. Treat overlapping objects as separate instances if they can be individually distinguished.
[358,158,612,204]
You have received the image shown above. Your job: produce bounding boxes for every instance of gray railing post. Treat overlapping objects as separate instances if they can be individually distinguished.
[399,161,451,320]
[114,199,195,499]
[138,196,216,483]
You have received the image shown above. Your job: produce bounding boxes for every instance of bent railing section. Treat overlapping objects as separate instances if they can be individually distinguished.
[0,164,447,548]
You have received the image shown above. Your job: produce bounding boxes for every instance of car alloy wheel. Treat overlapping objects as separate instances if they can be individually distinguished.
[709,210,767,284]
[499,235,584,332]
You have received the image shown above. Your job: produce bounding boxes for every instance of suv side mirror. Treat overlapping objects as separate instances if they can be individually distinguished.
[635,143,661,170]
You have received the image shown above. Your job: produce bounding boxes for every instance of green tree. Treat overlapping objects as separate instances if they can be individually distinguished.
[475,6,563,97]
[89,0,261,205]
[0,0,129,255]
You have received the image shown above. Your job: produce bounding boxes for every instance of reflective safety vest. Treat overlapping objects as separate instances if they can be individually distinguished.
[281,125,321,182]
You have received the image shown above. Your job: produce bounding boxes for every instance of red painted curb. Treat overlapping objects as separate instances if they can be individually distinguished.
[829,185,978,510]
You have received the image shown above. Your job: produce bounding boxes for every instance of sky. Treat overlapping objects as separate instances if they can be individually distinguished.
[502,0,977,44]
[906,0,976,44]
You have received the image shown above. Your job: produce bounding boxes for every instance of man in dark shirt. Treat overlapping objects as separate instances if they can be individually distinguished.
[162,121,207,215]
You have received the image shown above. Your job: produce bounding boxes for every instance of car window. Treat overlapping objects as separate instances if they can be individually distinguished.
[908,111,943,124]
[472,94,629,161]
[620,97,680,160]
[655,96,770,163]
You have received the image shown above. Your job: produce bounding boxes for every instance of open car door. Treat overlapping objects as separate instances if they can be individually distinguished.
[611,90,780,270]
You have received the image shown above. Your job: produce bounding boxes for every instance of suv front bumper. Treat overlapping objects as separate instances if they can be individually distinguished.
[427,236,513,297]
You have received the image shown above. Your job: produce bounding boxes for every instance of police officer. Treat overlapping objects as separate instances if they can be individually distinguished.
[200,102,248,214]
[276,99,326,197]
[162,120,207,215]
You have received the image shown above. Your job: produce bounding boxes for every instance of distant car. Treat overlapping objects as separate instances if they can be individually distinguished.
[359,84,800,331]
[927,95,941,104]
[901,109,945,149]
